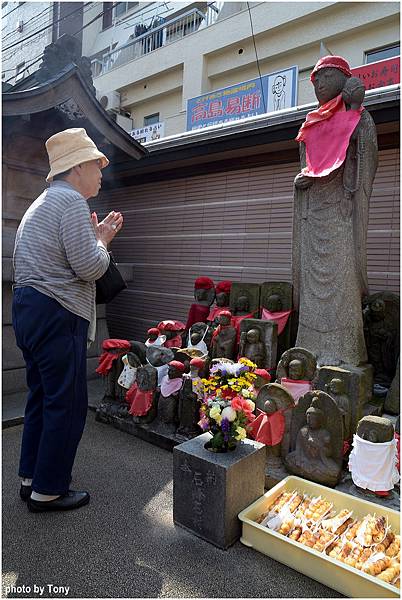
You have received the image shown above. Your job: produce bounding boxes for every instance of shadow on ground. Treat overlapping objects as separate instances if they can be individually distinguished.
[2,412,343,598]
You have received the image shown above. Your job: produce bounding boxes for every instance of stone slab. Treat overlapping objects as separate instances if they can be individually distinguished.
[239,318,278,370]
[173,433,266,549]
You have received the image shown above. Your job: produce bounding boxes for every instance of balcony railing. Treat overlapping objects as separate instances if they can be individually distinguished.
[91,4,220,77]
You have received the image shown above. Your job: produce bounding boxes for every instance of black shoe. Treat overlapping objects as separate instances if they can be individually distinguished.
[27,490,90,513]
[20,484,32,501]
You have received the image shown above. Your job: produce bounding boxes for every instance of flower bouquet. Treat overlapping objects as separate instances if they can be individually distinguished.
[198,358,258,452]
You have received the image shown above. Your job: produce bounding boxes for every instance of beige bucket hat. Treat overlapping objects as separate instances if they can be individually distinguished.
[45,128,109,182]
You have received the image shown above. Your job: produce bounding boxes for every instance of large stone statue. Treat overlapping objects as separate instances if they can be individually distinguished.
[229,282,260,335]
[363,292,399,387]
[276,347,316,404]
[185,277,215,331]
[210,311,237,360]
[285,391,343,486]
[293,55,378,367]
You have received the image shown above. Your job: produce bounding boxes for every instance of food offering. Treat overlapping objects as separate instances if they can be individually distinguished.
[254,490,400,590]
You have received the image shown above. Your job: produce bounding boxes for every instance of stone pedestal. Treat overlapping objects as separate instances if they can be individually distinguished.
[173,433,266,549]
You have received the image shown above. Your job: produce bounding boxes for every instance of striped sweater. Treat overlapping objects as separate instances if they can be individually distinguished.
[13,180,110,341]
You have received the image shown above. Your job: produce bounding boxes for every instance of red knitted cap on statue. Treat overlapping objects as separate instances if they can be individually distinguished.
[190,357,205,369]
[310,55,352,82]
[215,280,232,295]
[147,328,160,336]
[169,360,186,373]
[157,320,186,331]
[194,276,214,290]
[255,369,271,381]
[219,310,232,319]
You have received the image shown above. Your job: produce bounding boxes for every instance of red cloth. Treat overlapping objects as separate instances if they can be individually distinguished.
[296,94,363,178]
[310,55,352,82]
[147,327,160,336]
[261,308,292,335]
[215,280,232,295]
[207,306,228,322]
[232,311,257,342]
[127,384,154,417]
[280,378,312,404]
[96,339,131,375]
[396,432,400,473]
[185,303,210,330]
[194,277,214,290]
[254,369,271,381]
[164,334,183,348]
[101,339,131,351]
[248,408,286,446]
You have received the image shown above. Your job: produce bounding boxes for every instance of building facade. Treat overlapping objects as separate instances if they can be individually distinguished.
[85,1,400,136]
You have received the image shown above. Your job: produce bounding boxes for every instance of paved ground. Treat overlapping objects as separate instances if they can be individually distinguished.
[2,412,343,599]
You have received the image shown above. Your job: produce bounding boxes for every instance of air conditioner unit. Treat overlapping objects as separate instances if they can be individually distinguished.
[98,90,121,112]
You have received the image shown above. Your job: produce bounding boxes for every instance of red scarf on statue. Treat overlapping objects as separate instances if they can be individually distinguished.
[96,339,131,375]
[126,383,154,417]
[296,94,363,178]
[261,308,292,335]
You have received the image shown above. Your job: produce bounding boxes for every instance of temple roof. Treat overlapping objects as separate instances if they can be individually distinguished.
[2,62,147,162]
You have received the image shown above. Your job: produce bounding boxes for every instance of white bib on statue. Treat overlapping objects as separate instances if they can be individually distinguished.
[348,434,400,491]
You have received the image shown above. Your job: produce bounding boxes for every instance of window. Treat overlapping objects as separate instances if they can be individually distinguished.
[114,2,138,19]
[365,44,400,64]
[102,2,113,30]
[144,113,160,126]
[15,61,25,81]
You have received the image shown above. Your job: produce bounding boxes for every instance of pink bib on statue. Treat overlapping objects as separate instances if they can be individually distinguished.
[280,378,312,404]
[261,308,292,335]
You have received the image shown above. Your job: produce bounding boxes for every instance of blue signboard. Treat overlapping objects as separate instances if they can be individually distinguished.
[186,66,298,131]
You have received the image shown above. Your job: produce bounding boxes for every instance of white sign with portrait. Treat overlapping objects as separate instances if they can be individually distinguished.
[266,66,298,113]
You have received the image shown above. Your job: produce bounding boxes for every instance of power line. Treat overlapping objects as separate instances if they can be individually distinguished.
[2,1,94,53]
[4,3,121,83]
[2,2,25,20]
[246,1,267,113]
[2,4,52,39]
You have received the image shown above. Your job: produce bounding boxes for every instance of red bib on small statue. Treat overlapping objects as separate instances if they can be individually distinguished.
[126,383,154,417]
[248,408,286,446]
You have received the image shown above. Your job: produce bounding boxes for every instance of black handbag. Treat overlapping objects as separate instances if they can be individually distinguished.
[96,253,127,304]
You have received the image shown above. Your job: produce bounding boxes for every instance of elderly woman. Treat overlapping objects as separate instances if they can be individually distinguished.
[292,56,378,367]
[13,128,123,512]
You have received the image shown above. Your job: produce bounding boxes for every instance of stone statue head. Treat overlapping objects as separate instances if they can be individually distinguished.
[288,359,304,380]
[266,294,283,312]
[137,365,157,391]
[219,311,232,327]
[306,399,324,429]
[246,328,260,343]
[216,291,228,307]
[326,377,344,395]
[194,277,215,306]
[167,360,185,380]
[313,67,348,105]
[356,415,394,443]
[190,322,208,345]
[147,328,160,342]
[263,398,277,415]
[236,295,250,313]
[189,357,205,378]
[370,298,386,320]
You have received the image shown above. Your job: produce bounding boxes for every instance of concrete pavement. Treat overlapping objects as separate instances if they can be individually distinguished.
[2,411,343,598]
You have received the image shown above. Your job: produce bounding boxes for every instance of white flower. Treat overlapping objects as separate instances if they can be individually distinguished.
[221,406,237,422]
